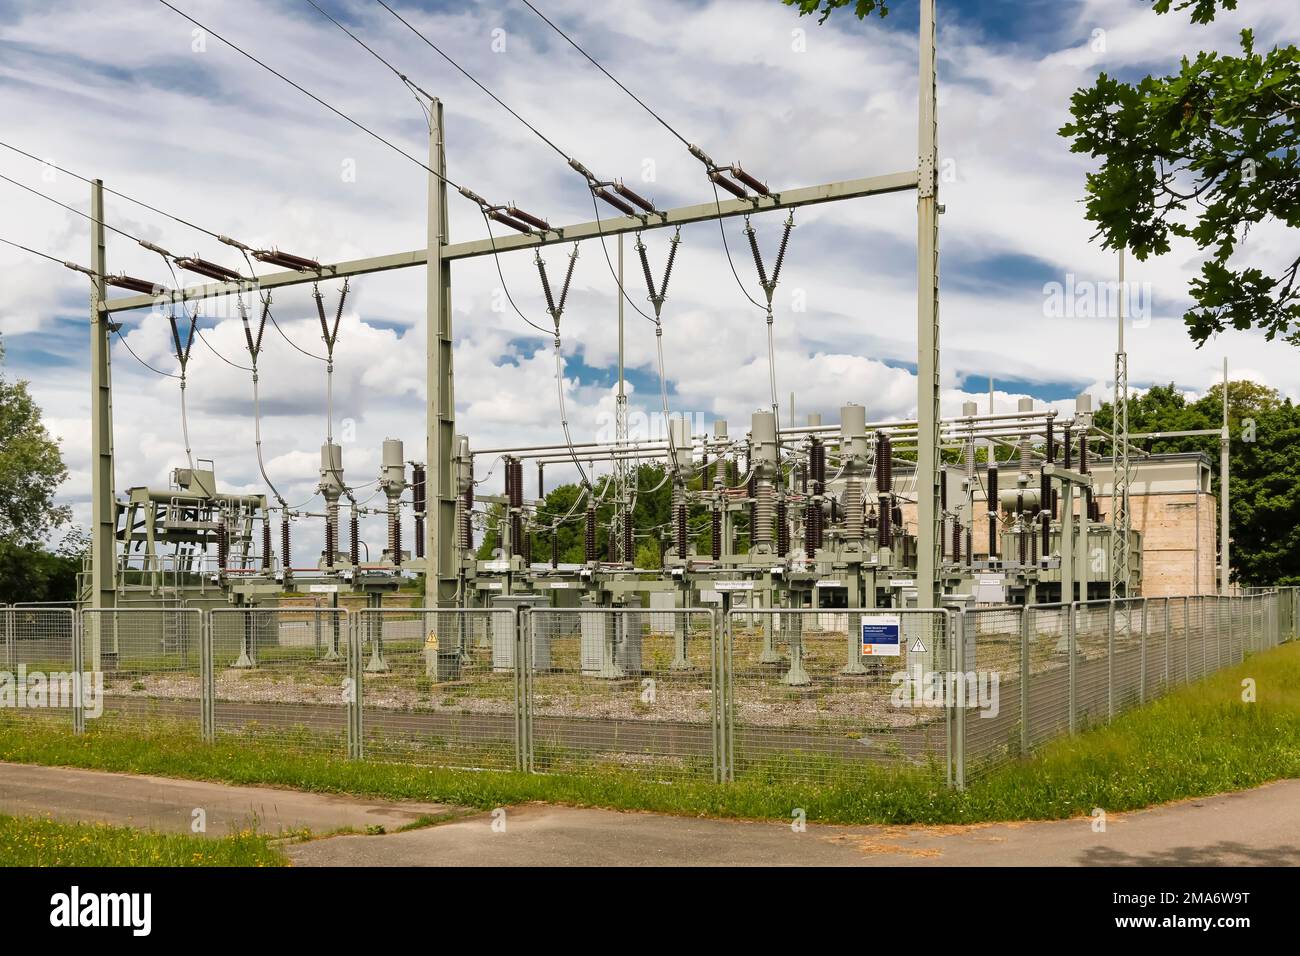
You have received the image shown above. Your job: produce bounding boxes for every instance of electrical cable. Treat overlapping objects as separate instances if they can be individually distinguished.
[194,323,252,371]
[480,211,553,337]
[0,235,67,266]
[518,0,692,149]
[373,0,574,166]
[156,1,475,198]
[0,139,225,242]
[0,171,148,246]
[112,328,180,379]
[303,0,437,102]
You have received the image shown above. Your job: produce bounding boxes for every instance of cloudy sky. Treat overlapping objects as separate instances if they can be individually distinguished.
[0,0,1297,557]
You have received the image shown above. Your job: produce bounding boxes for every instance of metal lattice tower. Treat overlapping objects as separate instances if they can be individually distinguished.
[1111,249,1132,596]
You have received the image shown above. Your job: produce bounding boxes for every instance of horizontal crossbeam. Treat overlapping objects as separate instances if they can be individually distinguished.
[102,169,918,314]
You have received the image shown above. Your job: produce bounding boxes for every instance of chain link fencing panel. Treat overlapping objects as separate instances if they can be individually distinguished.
[961,606,1023,775]
[355,608,521,770]
[525,608,718,782]
[1023,603,1072,748]
[0,607,77,731]
[1168,597,1189,690]
[209,607,351,757]
[1143,597,1169,701]
[81,608,202,737]
[1111,597,1145,716]
[726,607,951,786]
[1072,602,1111,730]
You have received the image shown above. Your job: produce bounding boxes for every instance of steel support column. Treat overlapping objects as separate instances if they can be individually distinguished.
[426,101,458,606]
[916,0,942,608]
[89,179,115,672]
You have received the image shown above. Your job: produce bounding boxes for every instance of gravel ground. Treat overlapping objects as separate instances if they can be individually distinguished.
[102,661,941,731]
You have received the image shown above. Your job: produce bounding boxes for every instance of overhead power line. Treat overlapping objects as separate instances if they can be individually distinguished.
[0,170,146,245]
[517,0,692,150]
[372,0,574,167]
[0,234,67,266]
[0,139,225,242]
[301,0,437,106]
[155,0,463,192]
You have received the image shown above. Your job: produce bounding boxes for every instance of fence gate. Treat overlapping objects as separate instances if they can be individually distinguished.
[354,607,521,770]
[725,607,952,786]
[208,607,351,757]
[525,607,719,782]
[81,607,203,737]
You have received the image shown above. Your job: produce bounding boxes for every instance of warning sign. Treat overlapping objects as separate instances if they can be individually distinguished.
[425,633,439,650]
[861,614,901,656]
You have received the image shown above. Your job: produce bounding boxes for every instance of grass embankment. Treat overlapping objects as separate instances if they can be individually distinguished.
[0,815,286,866]
[1,642,1296,827]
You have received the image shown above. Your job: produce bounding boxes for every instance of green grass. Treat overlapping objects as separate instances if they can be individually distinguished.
[0,814,286,866]
[0,642,1296,827]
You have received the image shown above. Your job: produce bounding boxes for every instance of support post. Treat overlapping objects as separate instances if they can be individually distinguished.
[1220,357,1230,594]
[89,178,114,670]
[425,100,458,607]
[916,0,942,608]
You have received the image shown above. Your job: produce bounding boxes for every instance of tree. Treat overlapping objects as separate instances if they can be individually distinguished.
[0,372,70,545]
[782,0,889,22]
[0,338,74,601]
[1060,2,1300,346]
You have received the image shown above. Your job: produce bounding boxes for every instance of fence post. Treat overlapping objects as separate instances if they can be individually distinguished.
[710,607,722,783]
[1019,606,1030,756]
[953,608,966,790]
[722,606,735,783]
[513,607,527,773]
[71,609,85,736]
[1068,603,1077,736]
[200,611,214,743]
[347,612,363,760]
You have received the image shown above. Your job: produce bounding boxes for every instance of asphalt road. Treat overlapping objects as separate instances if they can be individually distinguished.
[1,762,1295,866]
[0,762,460,837]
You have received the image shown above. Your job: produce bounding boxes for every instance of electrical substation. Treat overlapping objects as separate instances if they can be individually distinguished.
[4,0,1274,789]
[76,2,1231,630]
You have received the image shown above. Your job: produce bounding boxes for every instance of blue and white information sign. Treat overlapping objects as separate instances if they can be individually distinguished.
[861,614,902,656]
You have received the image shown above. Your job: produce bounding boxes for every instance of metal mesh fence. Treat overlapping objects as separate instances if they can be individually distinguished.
[526,608,718,782]
[356,608,521,771]
[209,607,351,757]
[726,608,951,785]
[1111,598,1145,716]
[1023,604,1072,748]
[1168,597,1189,690]
[2,593,1294,789]
[961,606,1022,774]
[81,608,202,737]
[1073,602,1111,731]
[1143,597,1169,701]
[0,607,77,730]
